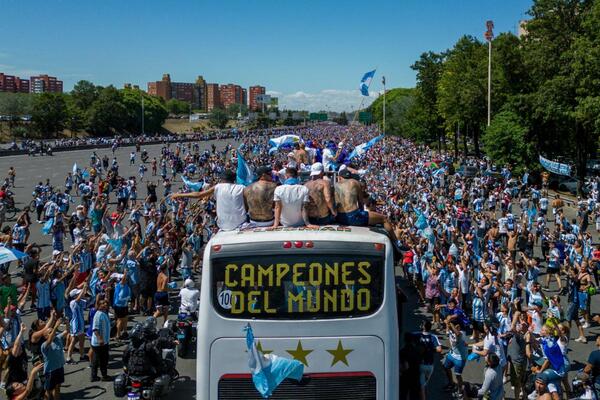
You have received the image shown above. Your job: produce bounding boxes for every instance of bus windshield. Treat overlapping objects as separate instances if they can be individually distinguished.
[211,254,384,320]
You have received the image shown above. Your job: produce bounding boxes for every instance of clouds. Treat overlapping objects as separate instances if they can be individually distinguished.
[271,88,381,112]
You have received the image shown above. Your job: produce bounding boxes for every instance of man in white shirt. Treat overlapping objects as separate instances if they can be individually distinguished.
[179,279,200,315]
[273,167,316,228]
[171,170,246,231]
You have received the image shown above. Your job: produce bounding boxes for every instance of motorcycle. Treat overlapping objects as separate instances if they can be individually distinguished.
[176,312,197,358]
[114,333,179,399]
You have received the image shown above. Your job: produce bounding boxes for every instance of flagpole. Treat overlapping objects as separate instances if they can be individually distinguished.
[382,76,386,135]
[347,68,378,146]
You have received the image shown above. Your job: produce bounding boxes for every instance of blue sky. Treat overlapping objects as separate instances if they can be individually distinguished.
[0,0,531,111]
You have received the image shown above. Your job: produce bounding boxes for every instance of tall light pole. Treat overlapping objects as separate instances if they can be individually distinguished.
[485,20,494,127]
[382,76,386,134]
[141,95,145,135]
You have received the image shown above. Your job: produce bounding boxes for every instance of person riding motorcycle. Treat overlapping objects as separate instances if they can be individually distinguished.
[178,279,199,318]
[122,323,161,377]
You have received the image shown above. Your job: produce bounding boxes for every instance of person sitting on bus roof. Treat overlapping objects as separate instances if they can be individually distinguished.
[243,166,277,227]
[171,170,246,231]
[335,168,400,244]
[304,162,336,226]
[273,167,318,229]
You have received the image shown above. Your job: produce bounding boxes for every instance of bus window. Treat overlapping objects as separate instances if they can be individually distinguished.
[211,254,384,320]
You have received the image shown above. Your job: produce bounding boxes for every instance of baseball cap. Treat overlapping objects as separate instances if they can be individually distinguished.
[310,162,324,176]
[69,288,82,298]
[52,250,61,256]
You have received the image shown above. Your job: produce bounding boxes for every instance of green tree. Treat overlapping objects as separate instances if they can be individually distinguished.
[0,93,33,135]
[411,51,446,147]
[87,86,127,135]
[31,93,69,138]
[482,111,534,172]
[122,89,168,134]
[71,80,99,110]
[522,0,594,193]
[166,98,190,115]
[369,88,415,135]
[226,103,248,118]
[65,95,85,136]
[209,108,228,129]
[334,111,348,126]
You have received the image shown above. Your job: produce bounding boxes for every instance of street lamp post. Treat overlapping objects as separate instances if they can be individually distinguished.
[485,20,494,127]
[141,95,145,135]
[382,76,386,134]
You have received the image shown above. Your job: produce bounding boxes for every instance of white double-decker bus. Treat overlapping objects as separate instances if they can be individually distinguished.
[196,225,400,400]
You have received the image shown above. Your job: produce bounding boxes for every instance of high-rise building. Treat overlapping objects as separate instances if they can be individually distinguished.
[30,75,63,93]
[194,76,207,112]
[242,88,247,106]
[518,20,529,38]
[219,84,243,110]
[148,73,207,110]
[0,73,31,93]
[206,83,221,111]
[249,85,266,111]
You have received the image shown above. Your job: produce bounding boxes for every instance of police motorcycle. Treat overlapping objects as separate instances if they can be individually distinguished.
[114,318,179,400]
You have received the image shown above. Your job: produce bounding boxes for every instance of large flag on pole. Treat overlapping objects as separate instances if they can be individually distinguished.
[348,135,383,160]
[360,69,376,96]
[245,324,304,398]
[236,150,255,186]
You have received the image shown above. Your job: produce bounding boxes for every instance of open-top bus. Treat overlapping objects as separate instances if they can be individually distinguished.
[197,225,400,400]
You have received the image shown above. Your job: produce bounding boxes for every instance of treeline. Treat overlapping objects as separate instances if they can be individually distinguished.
[370,0,600,186]
[0,80,168,138]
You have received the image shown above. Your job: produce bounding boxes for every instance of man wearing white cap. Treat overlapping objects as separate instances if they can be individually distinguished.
[304,162,337,225]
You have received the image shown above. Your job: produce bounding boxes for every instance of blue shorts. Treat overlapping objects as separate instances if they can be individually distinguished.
[336,209,369,226]
[444,354,466,375]
[309,214,336,226]
[578,292,589,310]
[45,367,64,390]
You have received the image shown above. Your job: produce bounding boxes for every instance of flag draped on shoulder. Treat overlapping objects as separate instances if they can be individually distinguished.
[348,135,383,160]
[236,150,255,186]
[42,218,54,235]
[245,324,304,398]
[359,69,376,96]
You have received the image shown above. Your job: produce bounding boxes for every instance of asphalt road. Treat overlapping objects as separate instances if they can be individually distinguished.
[0,140,236,400]
[0,141,598,400]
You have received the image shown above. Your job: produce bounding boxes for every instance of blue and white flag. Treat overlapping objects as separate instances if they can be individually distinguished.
[245,324,304,398]
[42,218,54,235]
[348,135,383,160]
[237,150,255,186]
[181,176,203,192]
[360,69,376,96]
[268,134,301,150]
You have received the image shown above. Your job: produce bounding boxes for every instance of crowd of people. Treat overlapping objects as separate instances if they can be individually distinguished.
[0,123,598,399]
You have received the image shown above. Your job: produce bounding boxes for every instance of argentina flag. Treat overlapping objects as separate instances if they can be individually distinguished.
[236,150,255,186]
[348,135,383,160]
[360,69,376,96]
[245,324,304,398]
[181,175,204,191]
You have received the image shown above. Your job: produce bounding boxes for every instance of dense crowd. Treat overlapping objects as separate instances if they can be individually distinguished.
[0,124,599,400]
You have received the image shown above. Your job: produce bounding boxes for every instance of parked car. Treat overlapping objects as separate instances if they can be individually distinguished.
[548,174,591,195]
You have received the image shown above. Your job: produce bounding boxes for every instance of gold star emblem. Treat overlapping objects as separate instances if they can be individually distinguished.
[256,341,272,355]
[326,340,353,367]
[286,341,313,366]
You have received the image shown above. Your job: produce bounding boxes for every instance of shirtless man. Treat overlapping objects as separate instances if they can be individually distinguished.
[293,143,309,166]
[153,263,169,325]
[304,162,336,225]
[243,166,277,226]
[334,169,399,245]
